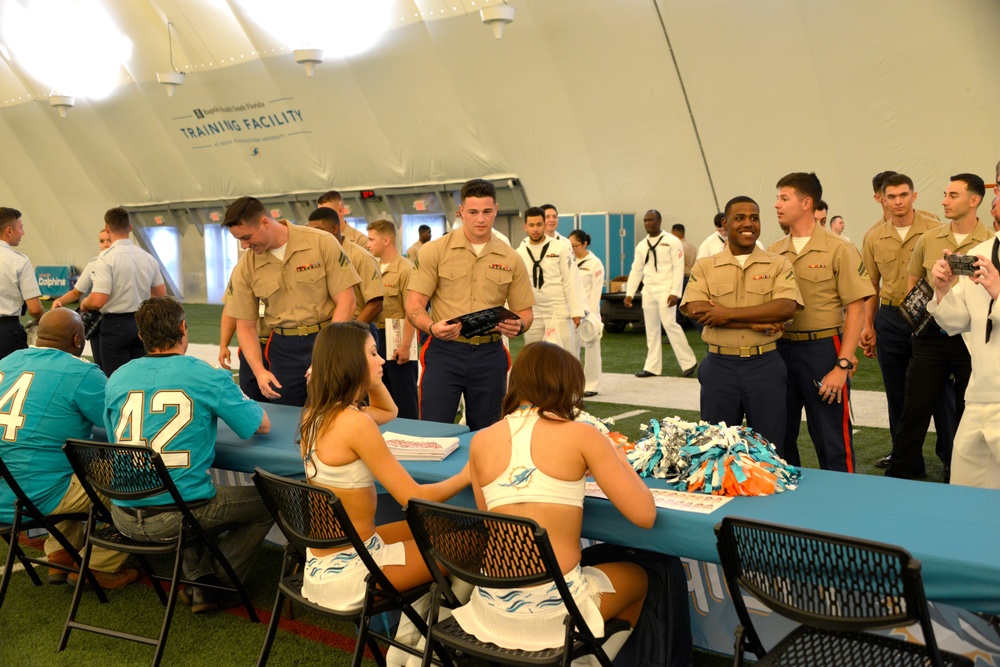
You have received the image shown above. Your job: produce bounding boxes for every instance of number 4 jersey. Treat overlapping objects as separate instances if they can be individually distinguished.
[104,354,265,507]
[0,347,107,522]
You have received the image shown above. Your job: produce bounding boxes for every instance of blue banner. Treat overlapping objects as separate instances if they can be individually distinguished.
[35,265,75,297]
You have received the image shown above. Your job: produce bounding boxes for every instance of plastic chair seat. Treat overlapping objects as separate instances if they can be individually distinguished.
[756,625,971,666]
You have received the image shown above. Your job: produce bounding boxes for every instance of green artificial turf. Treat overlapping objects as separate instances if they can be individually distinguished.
[11,302,923,667]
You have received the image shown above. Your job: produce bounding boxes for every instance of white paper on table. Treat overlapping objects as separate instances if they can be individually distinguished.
[382,432,459,461]
[585,482,732,514]
[385,318,419,361]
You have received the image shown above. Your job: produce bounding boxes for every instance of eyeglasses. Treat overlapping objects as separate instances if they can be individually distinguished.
[570,244,583,250]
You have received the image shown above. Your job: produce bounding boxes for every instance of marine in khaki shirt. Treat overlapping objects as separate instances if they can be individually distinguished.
[908,219,992,290]
[407,228,535,325]
[224,197,360,405]
[226,222,360,329]
[769,173,874,474]
[404,179,534,431]
[680,197,802,449]
[768,225,873,333]
[862,210,940,303]
[306,207,384,324]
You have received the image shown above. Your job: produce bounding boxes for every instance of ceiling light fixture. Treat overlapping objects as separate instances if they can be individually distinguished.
[156,21,185,96]
[481,2,514,39]
[50,95,74,118]
[293,48,323,77]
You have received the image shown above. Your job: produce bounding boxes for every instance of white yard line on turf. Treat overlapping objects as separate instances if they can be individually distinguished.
[606,409,650,422]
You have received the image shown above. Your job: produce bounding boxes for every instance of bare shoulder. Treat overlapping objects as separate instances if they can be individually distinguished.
[470,420,509,452]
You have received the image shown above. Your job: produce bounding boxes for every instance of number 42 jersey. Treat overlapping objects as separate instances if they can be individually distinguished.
[104,354,264,508]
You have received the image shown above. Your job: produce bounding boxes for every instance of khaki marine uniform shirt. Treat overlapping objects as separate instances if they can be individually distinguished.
[408,228,535,322]
[681,246,803,347]
[862,211,941,301]
[768,225,874,332]
[376,254,413,328]
[343,239,385,320]
[909,221,993,282]
[225,223,361,329]
[341,224,369,248]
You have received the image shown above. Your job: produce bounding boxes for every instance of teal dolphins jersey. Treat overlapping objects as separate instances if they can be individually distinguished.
[0,347,106,521]
[104,354,264,507]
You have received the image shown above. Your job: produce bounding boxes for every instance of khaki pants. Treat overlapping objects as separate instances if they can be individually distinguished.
[45,475,129,573]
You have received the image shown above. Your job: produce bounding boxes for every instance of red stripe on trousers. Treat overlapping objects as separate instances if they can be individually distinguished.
[833,334,853,473]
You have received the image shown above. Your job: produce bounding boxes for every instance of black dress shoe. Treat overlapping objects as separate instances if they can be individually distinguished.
[583,391,598,397]
[635,370,657,378]
[874,454,892,468]
[681,363,698,378]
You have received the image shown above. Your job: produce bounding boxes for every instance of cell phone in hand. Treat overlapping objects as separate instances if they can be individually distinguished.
[946,254,977,277]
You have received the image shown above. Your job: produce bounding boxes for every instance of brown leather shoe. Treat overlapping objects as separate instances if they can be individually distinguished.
[68,568,141,590]
[46,549,76,585]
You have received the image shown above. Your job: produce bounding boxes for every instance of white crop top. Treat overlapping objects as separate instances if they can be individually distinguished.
[306,452,376,489]
[481,412,586,510]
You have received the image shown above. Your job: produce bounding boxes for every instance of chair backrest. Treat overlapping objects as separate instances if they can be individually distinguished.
[715,517,930,633]
[406,498,600,643]
[62,439,182,513]
[251,468,353,555]
[406,499,555,589]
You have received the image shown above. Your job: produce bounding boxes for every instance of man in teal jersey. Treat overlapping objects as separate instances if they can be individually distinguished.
[0,309,138,588]
[104,297,272,612]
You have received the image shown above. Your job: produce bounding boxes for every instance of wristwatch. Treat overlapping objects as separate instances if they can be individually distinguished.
[835,358,854,370]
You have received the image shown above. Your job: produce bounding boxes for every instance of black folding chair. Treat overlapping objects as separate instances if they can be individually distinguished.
[0,454,107,612]
[60,439,259,667]
[405,498,630,667]
[251,468,451,667]
[714,516,973,667]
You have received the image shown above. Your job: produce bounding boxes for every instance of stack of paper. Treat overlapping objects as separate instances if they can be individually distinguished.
[383,432,460,461]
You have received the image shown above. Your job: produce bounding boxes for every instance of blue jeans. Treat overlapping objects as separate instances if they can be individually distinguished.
[111,485,273,583]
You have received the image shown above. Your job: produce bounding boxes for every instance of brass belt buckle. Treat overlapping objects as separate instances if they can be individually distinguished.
[739,346,752,358]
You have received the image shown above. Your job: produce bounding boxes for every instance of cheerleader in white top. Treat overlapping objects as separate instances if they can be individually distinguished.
[458,342,656,653]
[297,321,470,615]
[569,230,605,396]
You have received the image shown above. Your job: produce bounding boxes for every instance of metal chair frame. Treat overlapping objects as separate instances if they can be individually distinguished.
[0,454,108,612]
[251,468,454,667]
[59,439,259,667]
[715,516,973,667]
[405,498,629,667]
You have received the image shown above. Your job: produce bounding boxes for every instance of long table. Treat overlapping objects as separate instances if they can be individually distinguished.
[214,406,469,478]
[215,404,1000,614]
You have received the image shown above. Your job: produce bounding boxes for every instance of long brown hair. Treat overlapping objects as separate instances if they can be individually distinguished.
[298,321,372,460]
[502,342,584,421]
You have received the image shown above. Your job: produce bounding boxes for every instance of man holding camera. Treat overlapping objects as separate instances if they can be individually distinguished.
[926,172,1000,489]
[885,174,991,480]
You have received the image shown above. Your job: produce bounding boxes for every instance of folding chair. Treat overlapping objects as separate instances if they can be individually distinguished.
[0,454,107,612]
[251,468,451,667]
[714,516,973,667]
[59,439,259,667]
[405,498,630,667]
